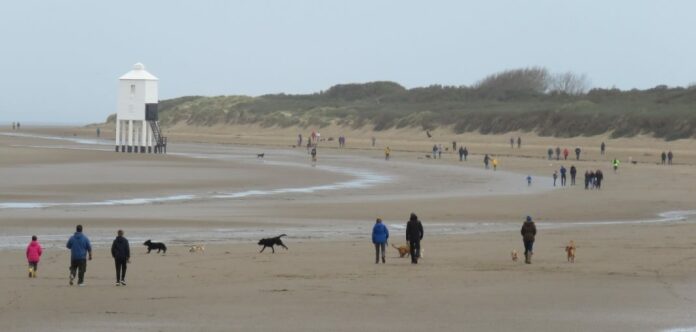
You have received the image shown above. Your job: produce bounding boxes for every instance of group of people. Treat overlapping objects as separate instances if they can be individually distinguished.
[483,154,498,170]
[372,214,539,265]
[25,225,131,287]
[371,213,424,264]
[509,136,522,149]
[11,122,21,130]
[584,169,604,190]
[661,151,674,165]
[551,165,578,186]
[547,146,582,161]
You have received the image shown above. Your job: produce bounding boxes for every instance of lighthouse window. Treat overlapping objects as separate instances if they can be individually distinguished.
[130,84,136,96]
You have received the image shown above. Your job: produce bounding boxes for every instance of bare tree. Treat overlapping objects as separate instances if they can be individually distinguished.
[549,72,590,95]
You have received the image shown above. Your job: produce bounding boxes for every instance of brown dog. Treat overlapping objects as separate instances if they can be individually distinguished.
[392,244,410,258]
[565,241,576,263]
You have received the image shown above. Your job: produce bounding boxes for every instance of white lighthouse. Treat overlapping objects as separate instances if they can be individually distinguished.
[115,63,166,153]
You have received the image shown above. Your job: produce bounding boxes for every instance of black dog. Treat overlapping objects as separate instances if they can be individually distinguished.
[143,240,167,254]
[258,234,288,253]
[257,153,265,159]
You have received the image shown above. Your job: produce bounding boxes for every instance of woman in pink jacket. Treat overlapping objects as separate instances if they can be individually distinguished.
[26,235,43,278]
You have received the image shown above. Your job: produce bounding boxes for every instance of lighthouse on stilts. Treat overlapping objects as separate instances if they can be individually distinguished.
[115,63,167,153]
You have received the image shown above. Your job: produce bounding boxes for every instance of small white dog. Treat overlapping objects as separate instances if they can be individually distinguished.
[189,245,205,253]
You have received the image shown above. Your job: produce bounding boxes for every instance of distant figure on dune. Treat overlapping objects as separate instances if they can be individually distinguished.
[483,154,490,169]
[405,213,424,264]
[600,142,606,155]
[16,122,20,130]
[438,144,443,159]
[452,141,457,151]
[661,151,667,165]
[371,136,376,147]
[575,147,581,160]
[432,145,438,159]
[521,216,537,264]
[66,225,92,286]
[517,136,522,149]
[547,148,553,160]
[667,150,673,165]
[26,235,42,278]
[372,218,389,264]
[384,146,391,160]
[96,128,101,138]
[298,134,302,147]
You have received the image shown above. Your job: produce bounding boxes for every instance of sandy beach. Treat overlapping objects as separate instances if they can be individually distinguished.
[1,127,696,331]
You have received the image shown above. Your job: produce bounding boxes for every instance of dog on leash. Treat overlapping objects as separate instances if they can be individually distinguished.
[189,245,205,253]
[258,234,288,253]
[257,153,265,159]
[143,240,167,254]
[392,244,410,257]
[565,241,576,263]
[511,249,519,262]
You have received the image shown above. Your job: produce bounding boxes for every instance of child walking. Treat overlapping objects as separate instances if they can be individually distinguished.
[26,235,43,278]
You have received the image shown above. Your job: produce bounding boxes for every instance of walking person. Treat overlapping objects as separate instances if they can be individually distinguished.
[560,166,567,186]
[96,128,101,138]
[584,170,590,189]
[555,146,561,160]
[432,145,438,159]
[311,147,317,164]
[463,147,468,161]
[527,175,532,186]
[452,141,457,151]
[298,134,302,147]
[668,150,673,165]
[26,235,43,278]
[612,158,620,172]
[510,137,514,148]
[384,146,391,160]
[458,146,464,161]
[405,213,424,264]
[517,137,522,149]
[575,147,581,160]
[595,170,604,189]
[492,158,498,171]
[66,225,92,286]
[661,151,667,165]
[371,218,389,264]
[563,148,569,160]
[111,230,130,286]
[483,154,490,169]
[547,148,553,160]
[600,142,606,155]
[570,165,577,185]
[371,136,376,147]
[438,144,443,159]
[521,216,537,264]
[552,170,558,186]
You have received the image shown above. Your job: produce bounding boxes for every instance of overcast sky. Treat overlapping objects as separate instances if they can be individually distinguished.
[1,0,694,124]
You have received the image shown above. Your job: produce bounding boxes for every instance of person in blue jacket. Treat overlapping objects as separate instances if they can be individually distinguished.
[66,225,92,286]
[372,218,389,264]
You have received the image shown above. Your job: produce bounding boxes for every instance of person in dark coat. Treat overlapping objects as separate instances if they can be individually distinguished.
[575,147,581,160]
[520,216,537,264]
[483,154,490,169]
[458,146,465,161]
[569,165,577,185]
[595,170,604,189]
[667,150,673,165]
[463,147,468,161]
[661,151,667,165]
[600,142,606,155]
[405,213,424,264]
[584,170,590,189]
[111,230,130,286]
[371,218,389,264]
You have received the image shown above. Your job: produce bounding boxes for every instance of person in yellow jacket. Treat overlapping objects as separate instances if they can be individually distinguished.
[384,146,391,161]
[492,158,498,171]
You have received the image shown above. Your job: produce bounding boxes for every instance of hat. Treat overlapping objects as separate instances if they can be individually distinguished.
[525,216,532,222]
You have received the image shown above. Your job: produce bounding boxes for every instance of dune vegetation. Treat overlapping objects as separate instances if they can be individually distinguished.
[106,67,696,140]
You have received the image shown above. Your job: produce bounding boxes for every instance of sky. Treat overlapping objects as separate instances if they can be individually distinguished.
[1,0,695,124]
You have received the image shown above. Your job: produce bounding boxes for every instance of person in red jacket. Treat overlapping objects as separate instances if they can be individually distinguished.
[26,235,43,278]
[563,148,569,160]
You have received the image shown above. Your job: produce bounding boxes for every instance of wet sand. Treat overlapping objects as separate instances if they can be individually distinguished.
[1,127,696,331]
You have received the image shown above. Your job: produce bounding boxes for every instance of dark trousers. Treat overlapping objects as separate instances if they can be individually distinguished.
[115,258,127,282]
[571,174,576,185]
[561,174,566,186]
[374,243,386,263]
[523,240,534,256]
[70,259,87,284]
[409,240,421,263]
[28,262,38,271]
